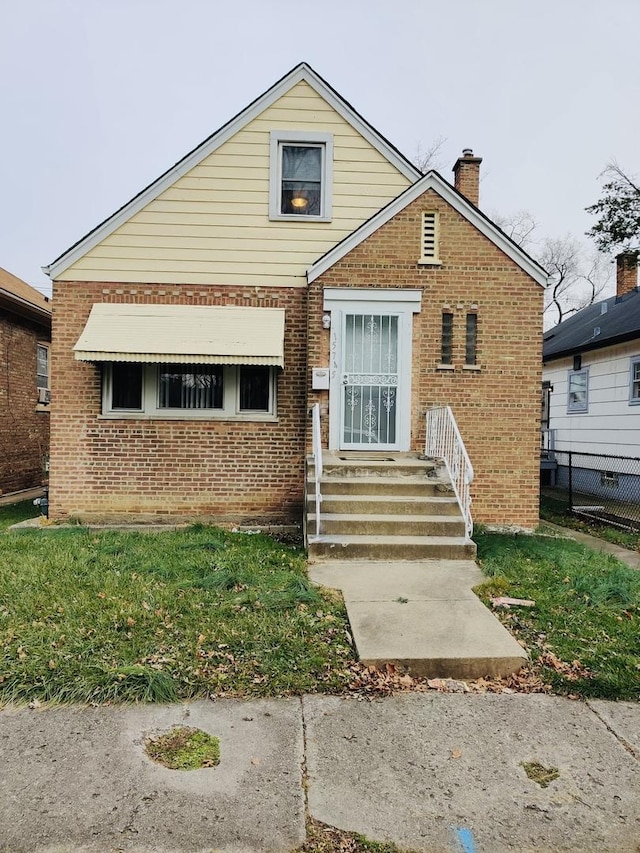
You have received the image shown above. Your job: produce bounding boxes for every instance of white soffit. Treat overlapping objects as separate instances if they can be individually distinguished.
[44,63,421,279]
[73,304,285,367]
[307,172,549,288]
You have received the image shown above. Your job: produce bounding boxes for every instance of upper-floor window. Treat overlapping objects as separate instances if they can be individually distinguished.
[629,357,640,405]
[269,131,333,221]
[567,367,588,413]
[36,344,49,389]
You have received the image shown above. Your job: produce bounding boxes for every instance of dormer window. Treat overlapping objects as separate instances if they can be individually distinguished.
[269,131,333,221]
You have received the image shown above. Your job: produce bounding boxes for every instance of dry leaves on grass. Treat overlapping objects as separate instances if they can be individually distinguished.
[538,651,592,681]
[345,661,552,697]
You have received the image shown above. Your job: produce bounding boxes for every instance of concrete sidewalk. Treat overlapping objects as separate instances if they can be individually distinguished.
[1,694,638,852]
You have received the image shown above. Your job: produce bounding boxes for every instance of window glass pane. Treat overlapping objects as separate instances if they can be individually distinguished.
[568,371,587,410]
[36,344,49,389]
[281,145,322,215]
[632,361,640,399]
[282,146,321,180]
[239,366,270,411]
[465,314,477,365]
[441,313,453,364]
[159,364,223,409]
[112,363,143,410]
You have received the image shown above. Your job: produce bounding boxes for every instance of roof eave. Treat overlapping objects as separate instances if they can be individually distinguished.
[543,329,640,362]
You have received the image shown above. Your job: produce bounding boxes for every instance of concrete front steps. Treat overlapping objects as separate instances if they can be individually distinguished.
[306,451,476,561]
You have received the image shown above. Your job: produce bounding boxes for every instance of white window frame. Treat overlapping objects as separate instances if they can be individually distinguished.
[101,363,277,421]
[629,356,640,405]
[567,367,589,413]
[36,343,49,389]
[269,130,333,222]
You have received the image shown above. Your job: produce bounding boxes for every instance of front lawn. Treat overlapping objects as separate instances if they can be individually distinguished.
[0,525,354,704]
[475,531,640,700]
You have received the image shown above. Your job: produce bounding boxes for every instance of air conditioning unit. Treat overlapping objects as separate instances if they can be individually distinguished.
[37,387,51,405]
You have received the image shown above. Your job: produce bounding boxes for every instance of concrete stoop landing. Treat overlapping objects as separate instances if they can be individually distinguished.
[309,560,528,680]
[306,451,476,560]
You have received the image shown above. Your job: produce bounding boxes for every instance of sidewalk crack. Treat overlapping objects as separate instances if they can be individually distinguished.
[586,701,639,761]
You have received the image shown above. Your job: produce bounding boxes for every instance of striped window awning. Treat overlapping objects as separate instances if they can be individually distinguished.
[73,304,286,367]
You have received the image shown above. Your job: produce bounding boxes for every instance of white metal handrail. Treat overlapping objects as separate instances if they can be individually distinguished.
[425,406,474,540]
[311,403,323,536]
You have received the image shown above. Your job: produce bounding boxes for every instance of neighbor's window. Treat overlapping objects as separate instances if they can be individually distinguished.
[465,313,478,365]
[567,368,588,413]
[629,357,640,405]
[36,344,49,389]
[441,312,453,365]
[269,131,333,221]
[105,363,275,419]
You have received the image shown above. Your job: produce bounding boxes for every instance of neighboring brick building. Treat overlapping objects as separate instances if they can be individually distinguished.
[44,63,545,528]
[0,267,51,495]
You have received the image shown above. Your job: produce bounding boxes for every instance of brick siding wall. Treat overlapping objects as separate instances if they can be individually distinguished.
[50,284,307,524]
[307,188,543,528]
[0,312,50,494]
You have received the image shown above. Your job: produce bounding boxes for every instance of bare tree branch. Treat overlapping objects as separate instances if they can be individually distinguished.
[412,136,447,173]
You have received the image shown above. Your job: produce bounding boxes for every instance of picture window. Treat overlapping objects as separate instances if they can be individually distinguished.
[104,363,275,419]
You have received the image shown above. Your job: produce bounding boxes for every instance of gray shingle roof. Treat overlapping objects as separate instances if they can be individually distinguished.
[543,287,640,361]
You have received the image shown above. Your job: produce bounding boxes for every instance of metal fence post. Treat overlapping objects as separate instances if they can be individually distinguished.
[568,450,573,512]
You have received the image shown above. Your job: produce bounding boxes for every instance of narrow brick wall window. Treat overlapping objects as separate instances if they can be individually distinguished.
[419,212,440,264]
[441,312,453,365]
[465,313,478,365]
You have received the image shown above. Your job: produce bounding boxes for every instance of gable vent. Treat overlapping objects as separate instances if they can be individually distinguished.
[419,212,441,264]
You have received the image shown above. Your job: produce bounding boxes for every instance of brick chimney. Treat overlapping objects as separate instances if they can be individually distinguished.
[453,148,482,207]
[616,250,639,297]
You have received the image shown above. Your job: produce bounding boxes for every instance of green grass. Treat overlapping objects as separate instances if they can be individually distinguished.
[145,726,220,769]
[540,494,640,552]
[475,531,640,700]
[0,525,354,705]
[0,499,40,531]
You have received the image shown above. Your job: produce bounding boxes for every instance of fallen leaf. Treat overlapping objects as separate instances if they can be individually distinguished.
[451,749,462,759]
[251,757,260,765]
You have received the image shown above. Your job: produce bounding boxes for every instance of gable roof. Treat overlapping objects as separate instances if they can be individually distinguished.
[44,63,422,280]
[306,170,549,287]
[0,266,51,325]
[543,287,640,361]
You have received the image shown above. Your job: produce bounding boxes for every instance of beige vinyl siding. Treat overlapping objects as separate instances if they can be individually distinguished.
[59,81,412,285]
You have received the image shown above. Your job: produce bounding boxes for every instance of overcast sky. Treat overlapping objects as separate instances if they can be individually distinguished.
[2,0,639,296]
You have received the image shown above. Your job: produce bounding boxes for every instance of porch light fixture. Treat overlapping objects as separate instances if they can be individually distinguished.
[322,313,331,329]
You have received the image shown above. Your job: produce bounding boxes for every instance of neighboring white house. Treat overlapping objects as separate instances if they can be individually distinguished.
[542,251,640,507]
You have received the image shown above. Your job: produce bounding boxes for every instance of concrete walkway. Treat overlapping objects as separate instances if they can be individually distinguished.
[543,522,640,570]
[1,694,638,852]
[309,559,527,679]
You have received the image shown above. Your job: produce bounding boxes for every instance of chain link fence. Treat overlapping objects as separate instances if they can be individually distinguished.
[544,449,640,530]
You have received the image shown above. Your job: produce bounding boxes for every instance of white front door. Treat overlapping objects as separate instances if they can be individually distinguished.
[323,289,421,452]
[340,311,401,449]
